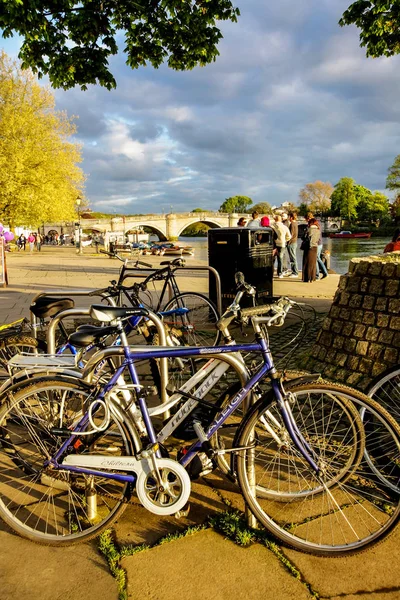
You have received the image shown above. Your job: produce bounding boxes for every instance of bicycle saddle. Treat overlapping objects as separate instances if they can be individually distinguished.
[68,325,119,348]
[160,258,185,266]
[30,297,75,319]
[90,304,149,323]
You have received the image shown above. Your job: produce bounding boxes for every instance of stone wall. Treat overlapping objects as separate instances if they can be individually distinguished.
[305,253,400,390]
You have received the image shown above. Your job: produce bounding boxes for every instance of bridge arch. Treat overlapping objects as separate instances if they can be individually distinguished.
[126,223,167,241]
[177,219,223,238]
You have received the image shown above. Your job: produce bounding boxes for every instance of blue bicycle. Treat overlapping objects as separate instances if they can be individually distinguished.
[0,286,399,555]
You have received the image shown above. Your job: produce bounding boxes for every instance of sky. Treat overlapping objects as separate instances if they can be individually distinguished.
[2,0,400,214]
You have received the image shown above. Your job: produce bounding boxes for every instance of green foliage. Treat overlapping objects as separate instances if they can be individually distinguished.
[330,177,359,221]
[0,1,240,90]
[0,51,84,228]
[298,202,309,217]
[339,1,400,58]
[219,195,253,213]
[386,154,400,191]
[390,195,400,218]
[252,201,273,214]
[181,222,210,236]
[357,188,389,221]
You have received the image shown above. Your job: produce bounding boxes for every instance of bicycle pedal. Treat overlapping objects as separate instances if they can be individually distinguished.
[174,503,190,519]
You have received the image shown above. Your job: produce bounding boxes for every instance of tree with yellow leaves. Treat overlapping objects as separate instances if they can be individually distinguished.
[0,51,84,229]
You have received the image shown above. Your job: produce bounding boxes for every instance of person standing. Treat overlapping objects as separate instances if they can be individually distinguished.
[237,217,247,227]
[93,233,100,253]
[306,212,328,279]
[302,218,320,282]
[18,233,26,251]
[36,232,43,252]
[27,232,35,253]
[287,212,299,277]
[247,211,261,228]
[272,215,291,278]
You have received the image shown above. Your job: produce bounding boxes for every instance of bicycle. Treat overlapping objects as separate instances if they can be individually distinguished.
[0,288,398,555]
[102,249,220,347]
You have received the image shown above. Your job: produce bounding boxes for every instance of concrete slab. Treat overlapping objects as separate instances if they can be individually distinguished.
[122,529,311,600]
[283,525,400,599]
[0,522,117,600]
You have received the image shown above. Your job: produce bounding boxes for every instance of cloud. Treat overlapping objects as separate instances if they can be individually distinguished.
[3,0,398,212]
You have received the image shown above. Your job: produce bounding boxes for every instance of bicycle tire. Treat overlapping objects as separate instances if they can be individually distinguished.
[0,378,139,545]
[162,293,220,347]
[236,382,400,556]
[367,364,400,423]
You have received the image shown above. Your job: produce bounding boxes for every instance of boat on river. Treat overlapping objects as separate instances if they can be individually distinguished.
[329,231,372,239]
[149,242,194,256]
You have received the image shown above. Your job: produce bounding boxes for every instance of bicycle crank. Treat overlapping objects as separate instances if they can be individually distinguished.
[61,454,191,516]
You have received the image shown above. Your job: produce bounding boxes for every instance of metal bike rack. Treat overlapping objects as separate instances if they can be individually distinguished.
[30,289,117,338]
[45,305,170,406]
[119,265,222,315]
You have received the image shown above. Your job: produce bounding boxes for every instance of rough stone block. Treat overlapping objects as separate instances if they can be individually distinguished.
[369,278,384,295]
[347,355,360,370]
[353,324,366,339]
[346,372,363,386]
[335,368,348,381]
[362,295,375,310]
[363,311,375,326]
[368,343,385,360]
[382,263,396,278]
[384,347,399,364]
[375,297,388,312]
[365,326,380,341]
[352,309,365,324]
[318,347,327,360]
[325,349,337,363]
[349,294,362,308]
[385,279,399,297]
[347,277,361,293]
[340,308,350,320]
[311,346,320,358]
[388,298,400,314]
[319,332,332,346]
[349,262,356,274]
[338,276,348,290]
[329,305,341,319]
[356,341,369,356]
[390,316,400,331]
[393,332,400,348]
[321,318,332,331]
[359,358,373,374]
[331,321,343,334]
[360,277,370,293]
[368,262,382,276]
[372,362,387,377]
[347,339,357,352]
[377,313,390,328]
[354,261,370,275]
[378,329,394,344]
[339,292,350,306]
[335,351,347,366]
[323,364,338,379]
[342,322,354,336]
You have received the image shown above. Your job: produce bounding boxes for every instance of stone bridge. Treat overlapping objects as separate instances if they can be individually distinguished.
[42,213,342,240]
[80,212,244,240]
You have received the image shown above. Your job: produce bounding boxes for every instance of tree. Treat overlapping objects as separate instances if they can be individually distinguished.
[252,202,273,214]
[0,52,84,229]
[355,185,389,222]
[219,196,253,213]
[386,154,400,192]
[390,195,400,219]
[299,181,333,214]
[0,1,240,90]
[330,178,358,222]
[339,1,400,58]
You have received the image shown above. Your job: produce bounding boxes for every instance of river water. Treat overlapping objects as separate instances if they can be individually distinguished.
[178,235,392,275]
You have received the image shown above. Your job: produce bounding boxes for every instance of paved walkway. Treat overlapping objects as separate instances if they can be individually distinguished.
[0,247,398,600]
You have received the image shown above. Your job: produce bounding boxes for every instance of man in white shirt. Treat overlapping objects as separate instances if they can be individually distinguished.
[272,215,291,278]
[247,211,261,228]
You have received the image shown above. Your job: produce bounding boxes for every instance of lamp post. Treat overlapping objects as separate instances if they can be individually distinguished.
[76,197,83,255]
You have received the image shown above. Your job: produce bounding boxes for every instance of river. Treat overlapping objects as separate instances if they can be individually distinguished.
[177,235,392,275]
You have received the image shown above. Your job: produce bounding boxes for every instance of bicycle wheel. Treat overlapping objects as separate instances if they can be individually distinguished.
[0,378,138,545]
[215,382,363,495]
[236,383,400,556]
[367,365,400,423]
[0,335,45,378]
[162,293,220,347]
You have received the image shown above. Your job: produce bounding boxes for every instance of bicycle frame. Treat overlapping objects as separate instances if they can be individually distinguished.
[48,337,320,484]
